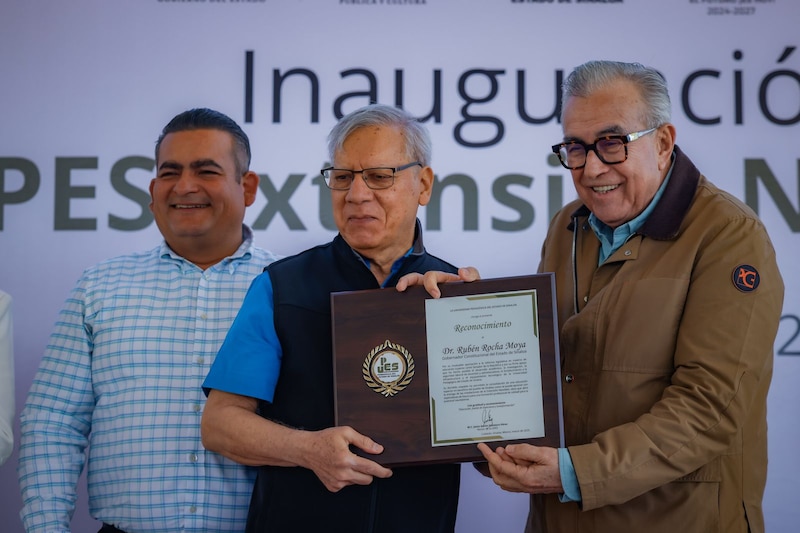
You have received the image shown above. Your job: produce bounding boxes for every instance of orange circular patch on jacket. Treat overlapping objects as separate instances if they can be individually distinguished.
[732,264,760,292]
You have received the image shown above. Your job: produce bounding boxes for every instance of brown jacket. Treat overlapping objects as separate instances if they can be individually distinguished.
[531,147,784,533]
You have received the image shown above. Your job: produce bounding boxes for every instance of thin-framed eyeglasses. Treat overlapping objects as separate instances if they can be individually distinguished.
[551,127,659,170]
[321,161,422,190]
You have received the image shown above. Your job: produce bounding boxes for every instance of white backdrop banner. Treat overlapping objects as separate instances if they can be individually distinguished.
[1,1,798,531]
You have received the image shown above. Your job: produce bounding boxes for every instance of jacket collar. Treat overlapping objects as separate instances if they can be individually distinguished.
[568,146,700,240]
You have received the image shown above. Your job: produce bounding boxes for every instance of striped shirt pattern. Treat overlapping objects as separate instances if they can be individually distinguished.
[18,228,279,533]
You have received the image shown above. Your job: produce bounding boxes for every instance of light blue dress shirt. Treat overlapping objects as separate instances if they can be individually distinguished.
[18,227,279,533]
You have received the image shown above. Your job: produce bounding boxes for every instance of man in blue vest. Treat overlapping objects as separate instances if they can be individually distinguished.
[202,104,471,532]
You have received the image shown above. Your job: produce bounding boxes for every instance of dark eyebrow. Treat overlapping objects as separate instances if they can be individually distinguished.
[189,159,224,170]
[157,159,224,173]
[563,125,626,144]
[158,161,182,172]
[597,125,625,137]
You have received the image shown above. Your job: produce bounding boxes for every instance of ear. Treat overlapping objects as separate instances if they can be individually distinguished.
[417,165,435,206]
[148,178,156,212]
[656,123,677,171]
[241,171,259,207]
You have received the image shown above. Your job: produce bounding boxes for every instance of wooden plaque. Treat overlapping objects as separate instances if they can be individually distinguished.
[331,274,564,467]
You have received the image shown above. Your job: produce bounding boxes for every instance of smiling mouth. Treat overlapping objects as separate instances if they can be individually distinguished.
[172,204,209,209]
[592,185,619,194]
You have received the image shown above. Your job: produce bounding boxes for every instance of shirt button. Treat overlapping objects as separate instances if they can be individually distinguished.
[188,453,198,463]
[192,403,201,413]
[197,356,205,365]
[200,313,208,320]
[583,296,588,303]
[565,374,574,383]
[189,506,197,514]
[624,250,632,256]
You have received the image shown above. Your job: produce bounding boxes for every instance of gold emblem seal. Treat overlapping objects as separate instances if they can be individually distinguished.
[362,339,415,397]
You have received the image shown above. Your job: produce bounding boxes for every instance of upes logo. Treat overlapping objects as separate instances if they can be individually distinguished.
[375,355,401,375]
[363,340,415,397]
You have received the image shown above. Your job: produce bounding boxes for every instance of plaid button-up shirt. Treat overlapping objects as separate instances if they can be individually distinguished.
[18,226,279,533]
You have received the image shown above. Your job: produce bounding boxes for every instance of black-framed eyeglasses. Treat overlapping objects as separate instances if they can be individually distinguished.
[551,127,658,170]
[321,161,422,190]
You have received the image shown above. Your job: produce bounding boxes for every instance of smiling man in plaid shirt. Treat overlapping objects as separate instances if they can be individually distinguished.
[18,108,280,533]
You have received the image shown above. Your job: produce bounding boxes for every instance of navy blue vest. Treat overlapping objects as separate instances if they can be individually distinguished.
[246,232,461,533]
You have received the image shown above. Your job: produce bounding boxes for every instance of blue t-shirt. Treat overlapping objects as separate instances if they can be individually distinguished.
[203,272,282,402]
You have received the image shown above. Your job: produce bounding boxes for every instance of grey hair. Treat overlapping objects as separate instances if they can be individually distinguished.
[561,60,672,128]
[327,104,432,166]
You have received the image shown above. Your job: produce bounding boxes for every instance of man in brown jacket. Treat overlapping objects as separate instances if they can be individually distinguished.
[478,60,784,533]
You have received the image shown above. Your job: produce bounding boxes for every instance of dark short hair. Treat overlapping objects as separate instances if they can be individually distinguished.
[155,108,252,177]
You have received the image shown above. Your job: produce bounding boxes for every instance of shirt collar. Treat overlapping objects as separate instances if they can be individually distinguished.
[349,219,425,287]
[159,225,255,272]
